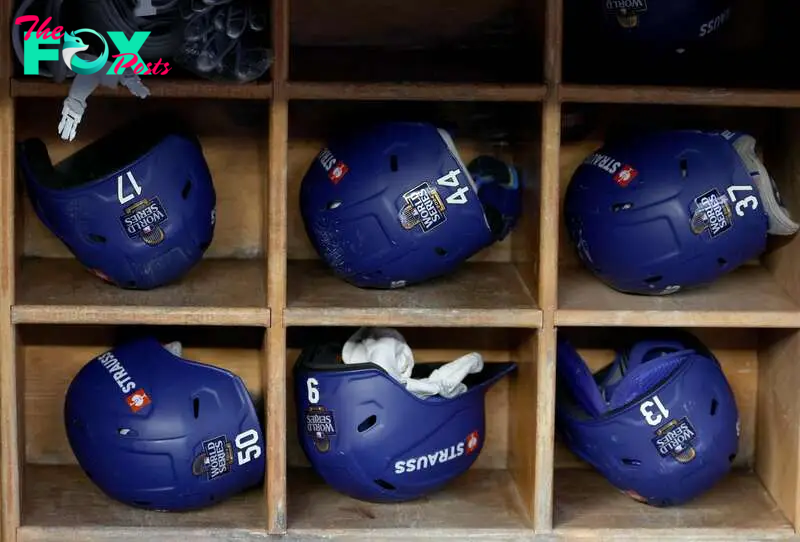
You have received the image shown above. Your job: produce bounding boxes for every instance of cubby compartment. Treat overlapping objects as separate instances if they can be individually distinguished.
[552,326,800,539]
[17,324,268,541]
[8,0,275,99]
[285,100,543,328]
[13,97,270,327]
[563,0,798,91]
[288,0,545,86]
[557,104,800,327]
[284,325,538,536]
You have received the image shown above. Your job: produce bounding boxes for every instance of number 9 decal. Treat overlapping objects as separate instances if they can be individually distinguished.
[234,428,262,466]
[306,377,319,404]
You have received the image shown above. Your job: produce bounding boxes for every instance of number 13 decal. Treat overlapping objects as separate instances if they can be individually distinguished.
[234,428,262,466]
[640,395,670,426]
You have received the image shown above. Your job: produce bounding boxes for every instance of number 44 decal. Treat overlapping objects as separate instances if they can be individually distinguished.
[436,169,470,206]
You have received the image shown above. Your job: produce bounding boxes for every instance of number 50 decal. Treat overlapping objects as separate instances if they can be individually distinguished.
[726,185,759,217]
[234,428,262,466]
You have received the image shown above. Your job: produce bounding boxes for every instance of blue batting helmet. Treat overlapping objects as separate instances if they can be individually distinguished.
[17,114,216,290]
[299,122,522,289]
[563,129,790,295]
[293,341,516,502]
[599,0,734,50]
[64,337,265,511]
[555,332,739,506]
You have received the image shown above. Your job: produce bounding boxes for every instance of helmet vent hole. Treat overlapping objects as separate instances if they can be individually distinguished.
[710,398,718,416]
[680,159,689,178]
[390,154,399,172]
[435,247,447,256]
[88,233,107,244]
[621,458,641,467]
[193,397,200,419]
[644,275,663,284]
[117,427,135,436]
[611,203,633,212]
[718,258,727,267]
[182,179,192,199]
[374,479,396,490]
[357,414,377,433]
[133,500,151,507]
[326,200,342,210]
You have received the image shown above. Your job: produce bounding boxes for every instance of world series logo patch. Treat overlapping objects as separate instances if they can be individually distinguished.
[192,435,234,480]
[119,197,168,246]
[305,405,337,453]
[398,182,447,233]
[605,0,647,28]
[652,417,697,464]
[690,188,733,239]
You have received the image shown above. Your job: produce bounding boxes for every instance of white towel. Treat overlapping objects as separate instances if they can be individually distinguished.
[341,327,484,399]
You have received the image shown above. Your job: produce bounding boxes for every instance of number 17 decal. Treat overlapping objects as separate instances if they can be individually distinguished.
[117,171,142,205]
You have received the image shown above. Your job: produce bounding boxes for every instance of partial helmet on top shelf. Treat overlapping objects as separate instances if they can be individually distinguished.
[599,0,735,53]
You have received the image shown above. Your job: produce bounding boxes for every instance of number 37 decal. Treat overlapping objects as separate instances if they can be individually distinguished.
[726,185,759,217]
[640,395,670,427]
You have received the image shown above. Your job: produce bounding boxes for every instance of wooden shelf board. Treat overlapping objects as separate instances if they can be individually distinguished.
[553,468,794,540]
[11,78,272,100]
[560,84,800,108]
[289,46,543,86]
[13,258,269,327]
[286,467,531,535]
[286,81,547,101]
[286,260,541,327]
[557,266,800,328]
[19,464,267,542]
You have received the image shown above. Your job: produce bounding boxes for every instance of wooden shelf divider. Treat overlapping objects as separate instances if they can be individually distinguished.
[1,0,800,541]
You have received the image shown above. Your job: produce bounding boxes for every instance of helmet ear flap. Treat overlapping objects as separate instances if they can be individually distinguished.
[469,156,523,242]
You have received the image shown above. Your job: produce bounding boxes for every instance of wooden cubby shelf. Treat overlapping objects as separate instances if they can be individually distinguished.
[1,0,799,541]
[552,327,800,541]
[13,258,268,326]
[10,78,274,100]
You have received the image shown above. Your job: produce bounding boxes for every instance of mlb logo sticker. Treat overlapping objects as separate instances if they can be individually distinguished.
[466,430,480,455]
[126,389,151,412]
[614,165,638,187]
[328,161,349,184]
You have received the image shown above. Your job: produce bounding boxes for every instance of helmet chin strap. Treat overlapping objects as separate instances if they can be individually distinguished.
[733,134,799,236]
